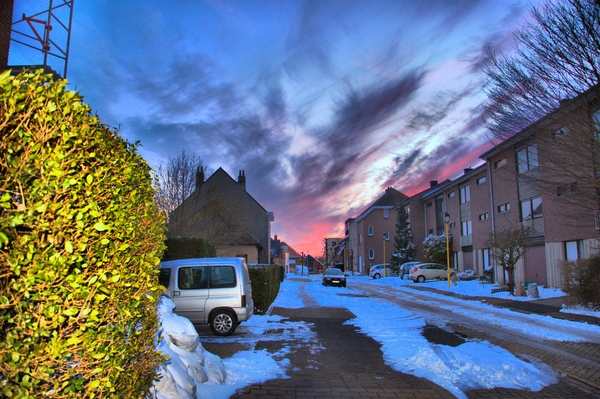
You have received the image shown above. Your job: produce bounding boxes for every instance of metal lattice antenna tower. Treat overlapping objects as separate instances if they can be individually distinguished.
[10,0,74,78]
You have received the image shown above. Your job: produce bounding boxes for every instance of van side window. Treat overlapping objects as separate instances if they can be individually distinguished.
[178,267,209,290]
[210,266,236,289]
[159,269,171,289]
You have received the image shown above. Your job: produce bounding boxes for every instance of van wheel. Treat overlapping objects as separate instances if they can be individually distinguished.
[210,310,237,336]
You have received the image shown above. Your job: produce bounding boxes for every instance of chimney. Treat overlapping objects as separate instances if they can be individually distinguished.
[195,166,204,191]
[0,0,14,69]
[464,168,473,175]
[430,180,438,188]
[238,170,246,191]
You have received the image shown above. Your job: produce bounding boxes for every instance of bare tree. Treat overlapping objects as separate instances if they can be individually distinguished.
[484,0,600,225]
[487,227,532,295]
[153,151,212,221]
[483,0,600,140]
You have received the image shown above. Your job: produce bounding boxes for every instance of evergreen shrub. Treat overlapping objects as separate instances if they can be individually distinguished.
[248,265,282,314]
[162,236,216,260]
[0,70,166,397]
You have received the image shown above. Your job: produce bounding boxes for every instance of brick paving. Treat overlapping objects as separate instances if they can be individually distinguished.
[201,282,600,399]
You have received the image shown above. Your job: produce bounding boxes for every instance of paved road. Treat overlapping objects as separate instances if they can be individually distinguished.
[199,278,600,398]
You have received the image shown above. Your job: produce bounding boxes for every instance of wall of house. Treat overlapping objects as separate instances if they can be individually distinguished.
[216,245,259,264]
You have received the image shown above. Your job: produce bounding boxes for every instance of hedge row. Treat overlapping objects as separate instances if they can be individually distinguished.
[248,265,284,314]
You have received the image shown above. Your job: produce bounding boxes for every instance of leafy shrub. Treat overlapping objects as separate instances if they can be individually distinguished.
[162,236,216,260]
[562,256,600,310]
[0,70,166,397]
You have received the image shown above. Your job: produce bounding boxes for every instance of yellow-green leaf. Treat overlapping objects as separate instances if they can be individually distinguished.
[94,222,107,231]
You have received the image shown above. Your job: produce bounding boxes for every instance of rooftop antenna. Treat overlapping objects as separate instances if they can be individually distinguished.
[10,0,74,78]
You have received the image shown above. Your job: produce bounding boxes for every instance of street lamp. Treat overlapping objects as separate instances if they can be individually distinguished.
[383,232,387,277]
[444,212,451,288]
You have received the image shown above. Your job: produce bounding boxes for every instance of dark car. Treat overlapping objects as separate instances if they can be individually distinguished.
[322,268,347,287]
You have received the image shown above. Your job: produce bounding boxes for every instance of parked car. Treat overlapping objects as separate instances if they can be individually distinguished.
[400,261,421,278]
[322,267,347,287]
[409,263,456,283]
[159,257,254,336]
[369,263,394,279]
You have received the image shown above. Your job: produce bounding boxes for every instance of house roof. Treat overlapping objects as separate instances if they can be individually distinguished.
[356,187,408,221]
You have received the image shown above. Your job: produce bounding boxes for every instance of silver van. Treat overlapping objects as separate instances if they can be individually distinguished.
[158,257,254,336]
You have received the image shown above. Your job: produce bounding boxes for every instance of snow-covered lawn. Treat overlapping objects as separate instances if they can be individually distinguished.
[154,274,600,399]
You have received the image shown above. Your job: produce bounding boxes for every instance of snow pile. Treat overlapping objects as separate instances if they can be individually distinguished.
[153,296,227,399]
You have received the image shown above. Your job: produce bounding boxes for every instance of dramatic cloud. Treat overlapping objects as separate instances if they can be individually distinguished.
[9,0,540,254]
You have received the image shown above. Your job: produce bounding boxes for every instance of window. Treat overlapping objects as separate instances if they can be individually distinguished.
[565,240,583,261]
[159,269,171,289]
[383,231,390,240]
[459,185,470,203]
[520,197,542,221]
[517,144,538,173]
[210,266,236,288]
[178,266,209,290]
[428,229,434,234]
[494,158,507,169]
[359,233,363,244]
[447,191,455,199]
[427,202,432,208]
[557,183,577,197]
[368,226,374,236]
[461,220,472,236]
[498,203,510,213]
[369,249,375,260]
[482,248,490,269]
[383,208,389,219]
[449,222,456,229]
[594,109,600,132]
[478,213,489,221]
[476,176,486,185]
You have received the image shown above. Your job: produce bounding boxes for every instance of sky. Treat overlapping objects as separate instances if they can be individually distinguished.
[9,0,543,255]
[156,274,600,399]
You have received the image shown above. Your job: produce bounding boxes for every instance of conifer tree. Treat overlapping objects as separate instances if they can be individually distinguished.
[391,206,416,270]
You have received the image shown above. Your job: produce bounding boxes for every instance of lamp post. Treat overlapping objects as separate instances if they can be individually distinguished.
[301,251,305,276]
[383,232,387,278]
[444,212,451,288]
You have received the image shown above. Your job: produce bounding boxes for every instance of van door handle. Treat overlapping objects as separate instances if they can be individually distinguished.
[172,290,180,297]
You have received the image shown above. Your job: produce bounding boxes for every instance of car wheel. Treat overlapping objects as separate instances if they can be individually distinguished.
[373,273,381,279]
[210,310,237,336]
[342,282,346,287]
[417,275,426,283]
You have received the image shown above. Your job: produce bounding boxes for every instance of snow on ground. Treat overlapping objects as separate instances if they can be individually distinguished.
[157,274,600,399]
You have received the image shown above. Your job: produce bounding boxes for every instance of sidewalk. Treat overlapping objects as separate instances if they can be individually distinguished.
[407,285,600,326]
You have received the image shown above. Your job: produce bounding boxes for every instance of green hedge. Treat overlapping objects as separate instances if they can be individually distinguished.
[162,236,216,260]
[248,265,284,314]
[0,70,166,397]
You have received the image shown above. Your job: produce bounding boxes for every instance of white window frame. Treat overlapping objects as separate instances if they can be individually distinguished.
[383,208,389,219]
[461,220,472,236]
[368,226,374,236]
[476,176,486,186]
[459,185,470,203]
[368,249,375,260]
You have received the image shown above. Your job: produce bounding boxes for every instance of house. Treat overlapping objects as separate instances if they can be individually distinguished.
[324,237,344,267]
[167,167,274,264]
[344,187,408,275]
[479,86,600,288]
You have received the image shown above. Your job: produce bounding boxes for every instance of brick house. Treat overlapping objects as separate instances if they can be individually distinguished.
[344,187,408,275]
[167,168,274,264]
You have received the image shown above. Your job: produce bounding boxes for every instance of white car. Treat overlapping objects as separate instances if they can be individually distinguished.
[369,264,393,279]
[409,263,456,283]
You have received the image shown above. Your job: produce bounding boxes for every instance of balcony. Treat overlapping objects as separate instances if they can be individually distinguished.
[460,234,473,247]
[520,218,544,236]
